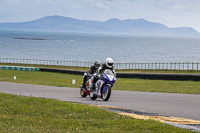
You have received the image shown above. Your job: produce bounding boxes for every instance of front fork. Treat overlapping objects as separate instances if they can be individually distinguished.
[88,79,92,89]
[96,80,104,95]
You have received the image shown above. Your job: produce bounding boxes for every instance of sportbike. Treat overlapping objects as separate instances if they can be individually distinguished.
[80,69,116,101]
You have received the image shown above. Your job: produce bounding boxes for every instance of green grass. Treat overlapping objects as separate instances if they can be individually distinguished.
[0,70,81,88]
[116,78,200,94]
[1,70,200,94]
[0,93,195,132]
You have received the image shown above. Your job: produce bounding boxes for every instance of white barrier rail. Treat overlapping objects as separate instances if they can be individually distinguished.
[0,58,200,70]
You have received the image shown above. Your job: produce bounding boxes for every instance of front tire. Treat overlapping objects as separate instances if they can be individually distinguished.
[90,88,97,100]
[102,85,111,101]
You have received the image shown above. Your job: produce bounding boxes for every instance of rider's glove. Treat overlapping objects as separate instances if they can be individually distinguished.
[96,74,101,78]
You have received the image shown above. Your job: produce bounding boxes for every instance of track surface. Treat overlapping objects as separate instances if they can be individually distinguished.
[0,81,200,121]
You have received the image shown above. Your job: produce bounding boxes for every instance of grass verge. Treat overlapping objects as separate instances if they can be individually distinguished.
[0,93,195,132]
[1,70,200,94]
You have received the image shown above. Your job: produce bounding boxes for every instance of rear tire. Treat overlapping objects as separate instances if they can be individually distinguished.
[102,85,111,101]
[80,87,87,97]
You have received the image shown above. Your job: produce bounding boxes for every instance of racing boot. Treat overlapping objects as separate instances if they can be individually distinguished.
[81,83,85,89]
[81,76,87,88]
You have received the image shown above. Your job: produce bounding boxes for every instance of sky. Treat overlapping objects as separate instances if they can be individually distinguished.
[0,0,200,32]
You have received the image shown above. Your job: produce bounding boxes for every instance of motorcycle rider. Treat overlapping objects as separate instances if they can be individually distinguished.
[98,57,116,75]
[92,57,116,90]
[81,60,101,88]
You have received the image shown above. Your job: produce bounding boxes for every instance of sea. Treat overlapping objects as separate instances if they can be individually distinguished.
[1,30,200,63]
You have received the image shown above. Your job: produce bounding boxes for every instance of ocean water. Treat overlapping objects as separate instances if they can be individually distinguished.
[1,30,200,63]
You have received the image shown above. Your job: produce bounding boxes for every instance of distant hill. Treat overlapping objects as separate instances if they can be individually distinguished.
[0,15,199,37]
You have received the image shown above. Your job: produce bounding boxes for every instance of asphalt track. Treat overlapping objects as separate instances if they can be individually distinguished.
[0,81,200,121]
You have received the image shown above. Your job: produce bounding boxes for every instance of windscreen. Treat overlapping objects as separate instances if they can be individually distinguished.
[104,69,114,76]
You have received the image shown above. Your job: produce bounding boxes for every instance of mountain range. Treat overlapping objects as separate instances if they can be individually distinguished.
[0,15,199,37]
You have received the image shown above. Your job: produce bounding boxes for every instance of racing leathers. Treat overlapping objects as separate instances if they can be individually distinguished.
[82,65,99,88]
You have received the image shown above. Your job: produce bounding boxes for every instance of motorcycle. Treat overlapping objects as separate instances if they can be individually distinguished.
[80,73,93,98]
[89,69,116,101]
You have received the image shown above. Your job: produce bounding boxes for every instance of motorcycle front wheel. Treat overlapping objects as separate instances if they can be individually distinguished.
[89,88,97,100]
[102,85,111,101]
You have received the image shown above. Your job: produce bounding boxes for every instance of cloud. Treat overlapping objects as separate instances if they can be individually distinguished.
[5,0,20,4]
[33,0,42,4]
[96,3,109,9]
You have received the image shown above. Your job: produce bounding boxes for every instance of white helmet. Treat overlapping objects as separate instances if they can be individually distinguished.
[105,57,113,68]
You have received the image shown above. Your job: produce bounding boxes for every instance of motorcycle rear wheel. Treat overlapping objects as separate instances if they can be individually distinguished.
[102,85,111,101]
[80,87,87,97]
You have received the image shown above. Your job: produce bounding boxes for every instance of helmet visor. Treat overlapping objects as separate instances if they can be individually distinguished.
[108,63,113,67]
[95,64,100,68]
